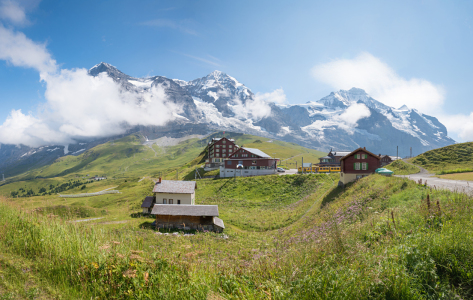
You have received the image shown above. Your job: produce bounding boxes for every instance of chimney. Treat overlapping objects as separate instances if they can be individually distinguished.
[157,177,162,183]
[379,154,381,157]
[363,147,366,150]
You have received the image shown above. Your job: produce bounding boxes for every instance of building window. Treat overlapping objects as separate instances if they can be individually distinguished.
[250,166,256,169]
[169,199,173,204]
[163,199,167,204]
[234,154,238,158]
[355,154,360,159]
[223,140,226,144]
[177,200,180,204]
[216,148,220,152]
[223,149,226,153]
[242,154,248,157]
[362,162,368,170]
[260,166,267,169]
[216,153,220,157]
[227,160,231,165]
[229,145,233,148]
[362,154,367,159]
[216,145,220,148]
[354,162,361,170]
[223,154,226,157]
[252,160,256,164]
[356,175,363,179]
[238,160,243,164]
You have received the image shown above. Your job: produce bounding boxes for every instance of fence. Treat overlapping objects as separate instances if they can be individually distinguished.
[58,190,121,198]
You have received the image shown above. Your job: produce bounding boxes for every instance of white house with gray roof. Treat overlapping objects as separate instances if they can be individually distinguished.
[152,178,197,205]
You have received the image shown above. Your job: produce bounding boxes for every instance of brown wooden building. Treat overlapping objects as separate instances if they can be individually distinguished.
[220,147,278,178]
[205,137,238,170]
[151,204,225,232]
[318,149,351,166]
[339,147,381,187]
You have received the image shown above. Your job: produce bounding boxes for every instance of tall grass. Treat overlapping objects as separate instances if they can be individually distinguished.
[1,175,473,299]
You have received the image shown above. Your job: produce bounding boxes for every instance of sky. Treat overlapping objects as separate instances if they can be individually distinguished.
[0,0,473,146]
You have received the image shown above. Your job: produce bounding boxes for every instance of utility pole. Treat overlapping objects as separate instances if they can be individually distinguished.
[301,157,304,174]
[397,146,398,160]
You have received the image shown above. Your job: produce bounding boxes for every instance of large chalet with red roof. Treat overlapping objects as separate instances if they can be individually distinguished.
[204,137,238,170]
[339,147,381,187]
[220,147,278,178]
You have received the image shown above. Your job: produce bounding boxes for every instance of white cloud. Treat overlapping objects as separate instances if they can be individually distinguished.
[333,103,371,134]
[439,113,473,142]
[311,52,445,114]
[0,24,180,147]
[229,97,272,121]
[0,24,57,77]
[255,88,286,104]
[0,0,26,25]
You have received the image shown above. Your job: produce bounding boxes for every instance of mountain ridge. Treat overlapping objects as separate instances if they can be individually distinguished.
[0,63,455,175]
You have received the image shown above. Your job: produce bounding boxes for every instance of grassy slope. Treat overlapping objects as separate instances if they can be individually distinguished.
[385,160,420,175]
[1,172,473,298]
[411,141,473,173]
[0,131,325,197]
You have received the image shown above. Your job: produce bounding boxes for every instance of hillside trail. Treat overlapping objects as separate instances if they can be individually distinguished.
[395,159,473,195]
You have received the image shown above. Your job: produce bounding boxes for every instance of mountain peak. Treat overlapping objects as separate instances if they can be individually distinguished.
[398,104,409,111]
[88,62,122,77]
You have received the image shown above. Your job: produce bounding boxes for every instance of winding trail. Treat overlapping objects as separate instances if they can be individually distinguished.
[395,160,473,195]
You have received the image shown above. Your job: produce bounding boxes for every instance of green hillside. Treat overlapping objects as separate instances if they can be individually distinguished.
[385,160,420,175]
[0,131,325,196]
[411,142,473,173]
[1,171,473,298]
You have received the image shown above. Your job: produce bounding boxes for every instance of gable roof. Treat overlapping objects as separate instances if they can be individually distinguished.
[241,147,271,158]
[151,204,219,216]
[141,196,154,208]
[152,180,197,194]
[339,147,381,161]
[331,151,351,157]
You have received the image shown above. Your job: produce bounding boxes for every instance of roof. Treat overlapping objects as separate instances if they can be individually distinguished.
[151,204,219,216]
[141,196,154,208]
[339,147,381,161]
[332,151,351,157]
[302,163,312,167]
[211,137,235,143]
[242,147,271,158]
[152,180,197,194]
[213,217,225,229]
[375,168,394,174]
[320,156,332,159]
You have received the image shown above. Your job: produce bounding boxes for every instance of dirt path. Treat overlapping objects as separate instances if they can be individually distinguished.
[395,160,473,195]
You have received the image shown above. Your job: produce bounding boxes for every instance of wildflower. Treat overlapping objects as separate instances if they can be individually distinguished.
[92,262,99,269]
[123,269,136,278]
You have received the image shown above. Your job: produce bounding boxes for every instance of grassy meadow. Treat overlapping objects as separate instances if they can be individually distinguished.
[411,141,473,174]
[2,133,473,298]
[1,172,473,299]
[385,160,420,175]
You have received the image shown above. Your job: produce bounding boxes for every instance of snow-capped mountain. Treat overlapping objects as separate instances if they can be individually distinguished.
[0,63,455,176]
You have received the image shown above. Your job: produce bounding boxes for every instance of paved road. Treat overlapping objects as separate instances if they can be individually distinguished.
[395,162,473,195]
[279,169,298,175]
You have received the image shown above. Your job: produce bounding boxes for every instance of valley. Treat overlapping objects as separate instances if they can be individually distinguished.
[0,133,472,299]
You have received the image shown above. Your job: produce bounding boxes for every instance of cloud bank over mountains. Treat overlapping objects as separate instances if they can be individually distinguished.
[0,0,469,148]
[0,2,182,147]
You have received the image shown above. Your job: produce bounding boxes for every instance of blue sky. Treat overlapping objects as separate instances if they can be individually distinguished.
[1,0,473,144]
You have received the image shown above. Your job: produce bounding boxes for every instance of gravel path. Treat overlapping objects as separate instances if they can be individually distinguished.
[395,160,473,195]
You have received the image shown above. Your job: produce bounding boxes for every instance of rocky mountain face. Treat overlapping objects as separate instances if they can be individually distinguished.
[0,63,455,177]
